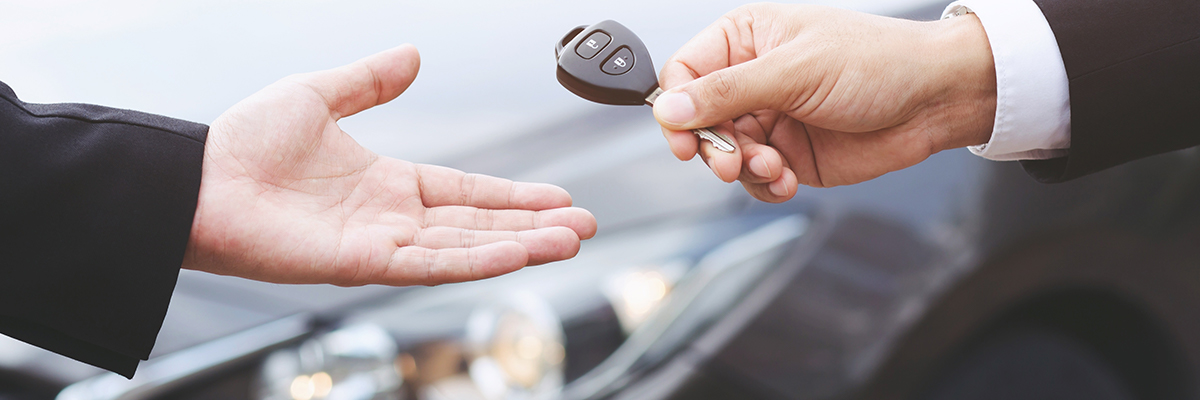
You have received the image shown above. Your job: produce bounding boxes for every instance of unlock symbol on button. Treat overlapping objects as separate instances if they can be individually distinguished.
[586,39,599,49]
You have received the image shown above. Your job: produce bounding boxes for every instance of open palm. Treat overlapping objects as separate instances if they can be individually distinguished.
[183,45,596,286]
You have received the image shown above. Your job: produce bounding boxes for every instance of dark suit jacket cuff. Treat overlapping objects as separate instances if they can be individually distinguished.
[1026,0,1200,182]
[0,81,208,378]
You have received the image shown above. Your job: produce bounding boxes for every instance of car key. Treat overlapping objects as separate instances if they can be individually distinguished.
[554,20,736,153]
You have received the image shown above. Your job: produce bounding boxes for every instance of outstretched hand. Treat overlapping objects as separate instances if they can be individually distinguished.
[653,4,997,202]
[184,45,597,286]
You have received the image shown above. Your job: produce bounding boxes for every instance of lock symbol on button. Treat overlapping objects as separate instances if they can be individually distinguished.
[614,57,627,68]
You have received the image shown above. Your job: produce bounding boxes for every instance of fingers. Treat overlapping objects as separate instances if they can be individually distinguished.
[411,226,581,266]
[741,168,799,203]
[654,5,799,132]
[654,56,789,132]
[387,242,529,285]
[653,4,812,182]
[424,206,597,240]
[683,126,781,184]
[386,225,583,285]
[697,128,743,183]
[661,102,799,198]
[379,205,594,286]
[732,133,797,202]
[295,44,422,119]
[657,6,765,91]
[737,139,784,184]
[661,127,699,161]
[415,164,573,210]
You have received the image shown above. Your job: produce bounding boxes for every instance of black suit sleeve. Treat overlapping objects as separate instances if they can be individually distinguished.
[0,81,206,378]
[1022,0,1200,183]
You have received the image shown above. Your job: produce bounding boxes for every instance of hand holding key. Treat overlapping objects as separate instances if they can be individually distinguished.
[654,4,998,201]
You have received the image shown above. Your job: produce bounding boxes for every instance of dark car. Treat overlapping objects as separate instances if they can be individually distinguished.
[3,1,1199,399]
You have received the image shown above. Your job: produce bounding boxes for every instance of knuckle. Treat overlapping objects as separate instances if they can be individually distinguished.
[279,72,307,85]
[729,3,772,26]
[466,249,478,281]
[733,5,757,22]
[424,249,440,284]
[702,71,738,106]
[422,207,437,228]
[460,229,473,248]
[460,173,477,204]
[730,3,759,17]
[506,181,517,209]
[712,72,736,99]
[474,208,488,229]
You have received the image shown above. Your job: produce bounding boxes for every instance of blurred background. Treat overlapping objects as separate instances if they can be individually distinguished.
[4,1,1200,400]
[0,0,935,163]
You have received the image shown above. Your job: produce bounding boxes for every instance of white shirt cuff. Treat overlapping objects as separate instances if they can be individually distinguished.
[943,0,1072,161]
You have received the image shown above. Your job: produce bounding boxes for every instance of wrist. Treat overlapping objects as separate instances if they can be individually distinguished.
[926,13,997,152]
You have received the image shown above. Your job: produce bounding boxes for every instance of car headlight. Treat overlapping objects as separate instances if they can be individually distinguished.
[257,324,402,400]
[603,261,686,333]
[256,212,811,400]
[464,292,565,400]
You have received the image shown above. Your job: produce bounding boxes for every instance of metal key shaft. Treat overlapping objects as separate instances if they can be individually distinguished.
[645,88,736,153]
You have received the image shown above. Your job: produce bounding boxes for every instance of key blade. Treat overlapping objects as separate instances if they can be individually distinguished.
[694,127,736,153]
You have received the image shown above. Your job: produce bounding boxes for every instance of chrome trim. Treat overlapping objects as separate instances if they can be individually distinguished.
[562,214,810,399]
[613,211,834,400]
[57,314,312,400]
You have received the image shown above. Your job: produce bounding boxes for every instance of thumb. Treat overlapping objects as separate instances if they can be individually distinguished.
[653,56,786,131]
[297,44,421,119]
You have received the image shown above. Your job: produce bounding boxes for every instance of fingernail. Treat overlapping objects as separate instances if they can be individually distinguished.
[768,179,789,197]
[655,92,696,125]
[749,155,771,178]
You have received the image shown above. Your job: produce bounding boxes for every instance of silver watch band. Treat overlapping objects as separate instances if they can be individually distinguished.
[943,4,976,19]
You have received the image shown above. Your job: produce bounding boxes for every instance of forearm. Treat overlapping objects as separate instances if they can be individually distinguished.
[0,80,207,377]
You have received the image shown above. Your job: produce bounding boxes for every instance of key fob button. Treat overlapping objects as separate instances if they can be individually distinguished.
[554,20,658,105]
[602,47,635,75]
[575,31,611,60]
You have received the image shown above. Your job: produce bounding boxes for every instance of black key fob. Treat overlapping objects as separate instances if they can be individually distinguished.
[554,20,738,152]
[555,20,659,106]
